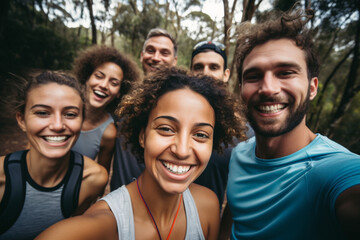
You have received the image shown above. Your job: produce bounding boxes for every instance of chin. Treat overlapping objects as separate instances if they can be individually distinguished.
[160,181,191,195]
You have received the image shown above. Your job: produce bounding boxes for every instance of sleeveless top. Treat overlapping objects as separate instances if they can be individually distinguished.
[102,186,205,240]
[0,151,83,240]
[72,114,114,159]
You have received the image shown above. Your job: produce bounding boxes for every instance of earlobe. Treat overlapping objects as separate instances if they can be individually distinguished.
[173,56,178,66]
[16,112,26,132]
[139,129,145,148]
[223,69,230,83]
[309,77,318,100]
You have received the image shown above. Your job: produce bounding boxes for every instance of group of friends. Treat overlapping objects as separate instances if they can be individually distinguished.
[1,8,360,240]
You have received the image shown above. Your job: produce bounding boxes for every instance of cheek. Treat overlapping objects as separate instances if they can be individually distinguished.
[67,119,83,133]
[195,142,213,165]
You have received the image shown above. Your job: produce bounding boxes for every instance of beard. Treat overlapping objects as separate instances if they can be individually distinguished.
[246,88,310,138]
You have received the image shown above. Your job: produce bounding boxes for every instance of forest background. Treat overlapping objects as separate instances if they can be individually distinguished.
[0,0,359,154]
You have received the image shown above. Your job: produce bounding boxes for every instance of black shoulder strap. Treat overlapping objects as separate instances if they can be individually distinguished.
[0,150,27,234]
[61,151,84,217]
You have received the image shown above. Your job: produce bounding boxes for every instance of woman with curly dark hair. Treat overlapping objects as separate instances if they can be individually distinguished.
[36,67,248,240]
[71,45,140,173]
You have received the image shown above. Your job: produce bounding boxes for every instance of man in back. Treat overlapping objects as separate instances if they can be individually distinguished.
[191,40,230,82]
[140,28,177,75]
[223,9,360,240]
[111,28,178,190]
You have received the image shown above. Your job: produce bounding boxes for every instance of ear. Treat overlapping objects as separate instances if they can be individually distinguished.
[172,56,178,66]
[309,77,318,100]
[139,128,145,148]
[223,68,230,83]
[16,112,26,132]
[140,52,144,62]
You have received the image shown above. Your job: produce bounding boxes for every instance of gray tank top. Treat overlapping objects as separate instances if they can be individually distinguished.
[72,114,114,159]
[102,186,205,240]
[0,182,64,240]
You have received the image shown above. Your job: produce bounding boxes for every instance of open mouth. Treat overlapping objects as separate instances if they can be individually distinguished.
[161,161,191,175]
[94,90,108,99]
[43,136,70,143]
[256,104,286,114]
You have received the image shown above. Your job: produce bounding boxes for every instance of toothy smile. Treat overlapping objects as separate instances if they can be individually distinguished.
[94,90,108,98]
[257,104,286,114]
[162,161,191,175]
[43,136,69,143]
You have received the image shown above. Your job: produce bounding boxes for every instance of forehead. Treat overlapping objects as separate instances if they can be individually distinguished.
[27,83,82,106]
[192,51,224,67]
[144,36,174,52]
[149,88,215,124]
[243,38,307,73]
[94,62,123,78]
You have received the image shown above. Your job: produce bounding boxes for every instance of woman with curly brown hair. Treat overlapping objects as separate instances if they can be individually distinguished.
[36,67,248,240]
[71,46,140,173]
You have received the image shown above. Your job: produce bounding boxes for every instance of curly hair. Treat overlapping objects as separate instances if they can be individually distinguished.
[73,45,141,112]
[116,67,248,162]
[236,8,319,85]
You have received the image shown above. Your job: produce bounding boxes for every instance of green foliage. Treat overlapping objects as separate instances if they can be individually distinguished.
[0,1,78,72]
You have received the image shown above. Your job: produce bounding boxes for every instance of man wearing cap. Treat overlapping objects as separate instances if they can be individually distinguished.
[191,41,230,82]
[189,41,254,210]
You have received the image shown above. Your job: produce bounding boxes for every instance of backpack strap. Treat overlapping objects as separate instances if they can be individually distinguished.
[61,151,84,217]
[0,150,27,234]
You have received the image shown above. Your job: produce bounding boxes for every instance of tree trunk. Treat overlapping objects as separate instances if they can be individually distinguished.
[326,13,360,137]
[85,0,97,45]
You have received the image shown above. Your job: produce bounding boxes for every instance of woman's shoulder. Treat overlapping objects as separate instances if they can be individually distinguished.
[188,183,219,210]
[83,156,108,186]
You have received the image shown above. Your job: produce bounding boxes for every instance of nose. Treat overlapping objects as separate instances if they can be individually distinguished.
[99,78,109,89]
[49,113,65,132]
[259,72,281,96]
[152,51,161,62]
[203,66,210,75]
[170,133,191,160]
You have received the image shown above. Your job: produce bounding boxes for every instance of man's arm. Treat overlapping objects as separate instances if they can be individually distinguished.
[219,202,233,240]
[335,185,360,239]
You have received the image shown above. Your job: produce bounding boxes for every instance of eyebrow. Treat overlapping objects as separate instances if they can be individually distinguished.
[30,104,80,111]
[243,62,302,76]
[154,115,214,129]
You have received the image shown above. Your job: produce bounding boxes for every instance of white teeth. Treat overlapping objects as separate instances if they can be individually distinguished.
[162,161,191,175]
[94,90,107,97]
[258,104,285,113]
[44,136,67,143]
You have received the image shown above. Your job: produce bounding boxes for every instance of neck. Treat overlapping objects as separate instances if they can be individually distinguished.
[255,119,316,159]
[26,149,70,187]
[137,172,182,219]
[83,105,109,129]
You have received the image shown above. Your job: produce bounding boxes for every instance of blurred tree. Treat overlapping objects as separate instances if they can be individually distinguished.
[307,0,360,147]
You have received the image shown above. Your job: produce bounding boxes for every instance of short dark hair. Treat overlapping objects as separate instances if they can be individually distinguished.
[191,41,227,69]
[236,8,319,84]
[116,67,248,162]
[73,45,141,112]
[143,28,178,56]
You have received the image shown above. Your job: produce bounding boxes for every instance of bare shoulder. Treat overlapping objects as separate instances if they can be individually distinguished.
[78,156,108,208]
[189,183,220,240]
[0,155,5,202]
[189,183,220,209]
[83,155,109,186]
[36,201,118,240]
[101,122,117,142]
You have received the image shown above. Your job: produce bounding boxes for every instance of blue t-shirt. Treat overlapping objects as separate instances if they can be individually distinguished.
[227,134,360,240]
